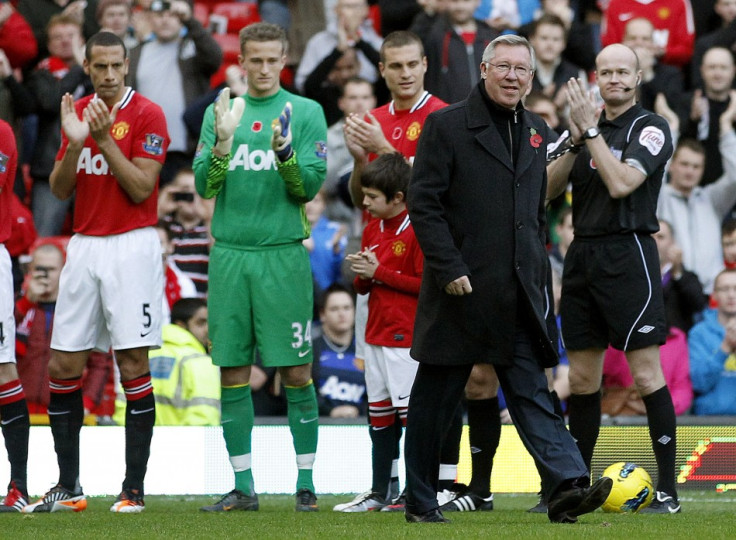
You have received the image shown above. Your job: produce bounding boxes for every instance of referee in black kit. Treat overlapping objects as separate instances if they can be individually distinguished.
[547,43,680,514]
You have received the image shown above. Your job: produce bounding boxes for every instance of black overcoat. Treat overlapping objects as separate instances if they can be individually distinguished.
[408,85,558,367]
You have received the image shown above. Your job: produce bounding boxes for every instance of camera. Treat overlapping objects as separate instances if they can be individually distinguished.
[34,266,52,278]
[172,192,195,202]
[149,1,172,13]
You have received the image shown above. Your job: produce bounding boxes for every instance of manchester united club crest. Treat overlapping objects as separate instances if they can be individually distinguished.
[406,121,421,142]
[392,240,406,256]
[111,121,130,140]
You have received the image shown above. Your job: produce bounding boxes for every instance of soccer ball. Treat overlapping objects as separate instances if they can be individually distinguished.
[600,462,654,513]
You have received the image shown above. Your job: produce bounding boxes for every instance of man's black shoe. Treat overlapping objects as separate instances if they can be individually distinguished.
[528,497,548,513]
[548,477,613,523]
[405,508,450,523]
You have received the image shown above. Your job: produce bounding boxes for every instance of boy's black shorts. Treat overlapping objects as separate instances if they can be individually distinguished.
[560,233,666,352]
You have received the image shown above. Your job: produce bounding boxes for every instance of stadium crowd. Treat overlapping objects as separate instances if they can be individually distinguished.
[1,0,736,518]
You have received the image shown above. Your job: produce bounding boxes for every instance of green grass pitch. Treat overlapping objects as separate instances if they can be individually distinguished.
[2,492,735,539]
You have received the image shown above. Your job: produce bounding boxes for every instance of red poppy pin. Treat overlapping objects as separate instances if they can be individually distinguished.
[529,128,543,148]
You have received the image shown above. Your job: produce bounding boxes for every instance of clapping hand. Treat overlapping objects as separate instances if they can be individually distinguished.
[271,102,293,161]
[346,249,379,279]
[719,90,736,134]
[213,87,245,156]
[60,93,89,148]
[83,96,120,144]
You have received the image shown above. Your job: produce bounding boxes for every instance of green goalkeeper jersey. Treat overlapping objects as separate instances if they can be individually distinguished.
[194,88,327,248]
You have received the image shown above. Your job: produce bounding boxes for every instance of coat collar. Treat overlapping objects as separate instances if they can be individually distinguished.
[466,84,538,177]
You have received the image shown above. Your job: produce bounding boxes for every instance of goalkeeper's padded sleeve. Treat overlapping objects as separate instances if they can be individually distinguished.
[276,151,308,203]
[203,153,230,198]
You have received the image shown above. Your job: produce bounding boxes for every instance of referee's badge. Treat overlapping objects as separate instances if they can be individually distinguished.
[639,126,665,155]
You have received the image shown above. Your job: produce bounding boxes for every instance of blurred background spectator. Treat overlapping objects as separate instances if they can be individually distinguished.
[15,239,113,421]
[127,0,222,186]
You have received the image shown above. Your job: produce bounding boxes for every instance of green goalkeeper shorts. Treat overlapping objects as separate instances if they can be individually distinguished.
[208,242,314,368]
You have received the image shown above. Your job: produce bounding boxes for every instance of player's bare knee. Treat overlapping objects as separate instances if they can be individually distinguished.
[465,364,498,399]
[48,349,89,379]
[0,362,20,384]
[279,363,312,387]
[115,347,150,381]
[221,365,250,387]
[632,369,666,397]
[568,368,601,395]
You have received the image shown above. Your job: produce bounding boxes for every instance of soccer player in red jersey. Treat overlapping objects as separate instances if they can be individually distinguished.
[24,31,169,514]
[0,120,31,513]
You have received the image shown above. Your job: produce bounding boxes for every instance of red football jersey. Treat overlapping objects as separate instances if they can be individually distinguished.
[369,91,447,164]
[57,88,169,235]
[353,210,424,347]
[0,119,18,243]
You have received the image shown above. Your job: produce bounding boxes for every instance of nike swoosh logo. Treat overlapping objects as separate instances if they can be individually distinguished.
[371,426,388,431]
[0,415,25,425]
[140,329,153,338]
[398,394,410,400]
[221,419,233,424]
[619,12,634,21]
[131,407,155,415]
[300,417,318,424]
[47,410,71,416]
[298,350,310,358]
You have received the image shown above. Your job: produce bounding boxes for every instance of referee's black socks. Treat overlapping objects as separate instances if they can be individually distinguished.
[567,391,601,473]
[643,386,678,499]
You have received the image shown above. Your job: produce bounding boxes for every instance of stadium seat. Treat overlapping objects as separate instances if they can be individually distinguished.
[212,32,241,63]
[209,1,260,34]
[368,4,381,35]
[193,2,210,26]
[210,32,241,87]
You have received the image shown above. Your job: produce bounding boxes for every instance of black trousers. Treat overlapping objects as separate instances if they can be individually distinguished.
[404,325,589,514]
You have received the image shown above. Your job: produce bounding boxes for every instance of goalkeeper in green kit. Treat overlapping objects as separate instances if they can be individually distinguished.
[194,22,327,512]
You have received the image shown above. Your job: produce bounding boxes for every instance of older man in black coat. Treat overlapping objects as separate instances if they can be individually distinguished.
[404,35,611,524]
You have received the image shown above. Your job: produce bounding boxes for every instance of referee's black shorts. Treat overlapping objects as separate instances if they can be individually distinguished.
[560,233,666,352]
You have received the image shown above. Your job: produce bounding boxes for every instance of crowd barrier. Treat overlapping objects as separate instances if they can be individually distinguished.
[2,416,734,496]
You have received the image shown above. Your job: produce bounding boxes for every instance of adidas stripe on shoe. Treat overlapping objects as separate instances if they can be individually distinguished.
[439,492,494,512]
[0,482,28,513]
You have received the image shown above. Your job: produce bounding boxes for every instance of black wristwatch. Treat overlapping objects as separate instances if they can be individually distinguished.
[583,126,601,140]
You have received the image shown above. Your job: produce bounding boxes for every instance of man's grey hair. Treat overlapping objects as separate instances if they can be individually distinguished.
[481,34,536,71]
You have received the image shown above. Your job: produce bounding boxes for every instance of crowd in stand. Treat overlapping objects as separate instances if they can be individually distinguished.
[3,0,736,425]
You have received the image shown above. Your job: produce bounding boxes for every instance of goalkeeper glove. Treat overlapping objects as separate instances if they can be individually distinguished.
[213,87,245,156]
[271,102,293,161]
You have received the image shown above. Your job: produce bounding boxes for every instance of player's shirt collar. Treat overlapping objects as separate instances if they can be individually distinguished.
[388,91,432,115]
[90,87,135,110]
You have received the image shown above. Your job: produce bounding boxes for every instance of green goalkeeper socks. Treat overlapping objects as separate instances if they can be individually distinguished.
[221,385,255,495]
[285,382,319,492]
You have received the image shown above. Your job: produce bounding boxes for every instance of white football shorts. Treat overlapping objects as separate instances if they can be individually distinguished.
[51,227,163,352]
[0,245,16,365]
[363,344,418,407]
